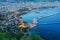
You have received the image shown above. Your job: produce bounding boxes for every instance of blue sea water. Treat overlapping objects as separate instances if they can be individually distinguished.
[20,8,60,40]
[0,0,60,2]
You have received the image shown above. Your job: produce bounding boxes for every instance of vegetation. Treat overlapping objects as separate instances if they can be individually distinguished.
[0,31,44,40]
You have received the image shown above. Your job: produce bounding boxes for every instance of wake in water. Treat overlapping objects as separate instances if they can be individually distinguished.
[31,12,60,27]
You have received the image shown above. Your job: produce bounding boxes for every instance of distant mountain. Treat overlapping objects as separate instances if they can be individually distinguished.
[0,0,60,2]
